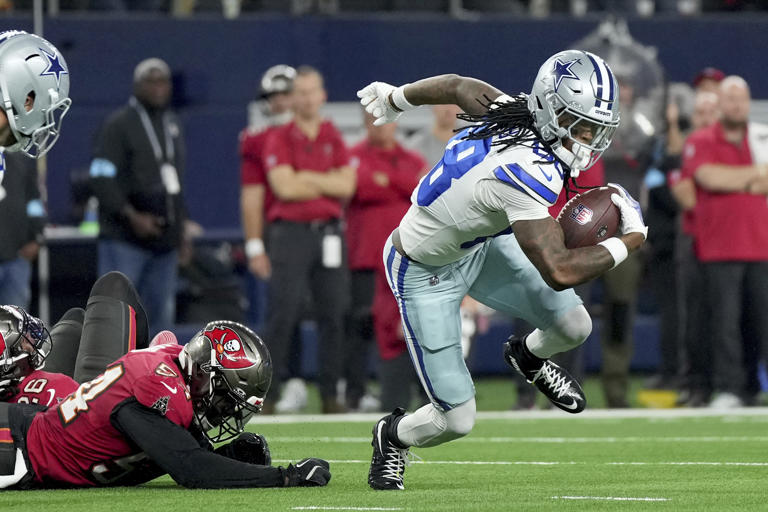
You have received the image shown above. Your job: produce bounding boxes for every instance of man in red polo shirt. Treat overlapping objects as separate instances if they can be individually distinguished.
[682,75,768,409]
[346,110,426,412]
[261,66,356,413]
[240,64,296,280]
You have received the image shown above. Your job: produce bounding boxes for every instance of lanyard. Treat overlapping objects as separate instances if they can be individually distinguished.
[130,96,174,164]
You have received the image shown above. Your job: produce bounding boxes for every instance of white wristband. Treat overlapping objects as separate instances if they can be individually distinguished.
[245,238,265,258]
[598,237,628,269]
[391,84,415,112]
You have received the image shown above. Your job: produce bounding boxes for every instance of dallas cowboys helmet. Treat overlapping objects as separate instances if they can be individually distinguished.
[260,64,296,98]
[179,320,272,443]
[0,30,71,158]
[528,50,620,174]
[0,305,51,387]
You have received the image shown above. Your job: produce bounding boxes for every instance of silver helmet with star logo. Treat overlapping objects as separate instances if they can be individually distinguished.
[0,30,72,158]
[528,49,620,174]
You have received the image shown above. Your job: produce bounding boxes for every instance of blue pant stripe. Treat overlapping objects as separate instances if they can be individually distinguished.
[394,257,452,411]
[386,245,396,291]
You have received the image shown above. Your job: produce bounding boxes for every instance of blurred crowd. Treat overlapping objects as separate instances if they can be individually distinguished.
[2,0,768,16]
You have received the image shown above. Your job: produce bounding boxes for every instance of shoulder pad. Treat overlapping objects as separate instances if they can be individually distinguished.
[490,145,564,207]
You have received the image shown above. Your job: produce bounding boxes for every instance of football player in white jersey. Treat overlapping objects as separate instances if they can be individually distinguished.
[357,50,648,490]
[0,30,71,183]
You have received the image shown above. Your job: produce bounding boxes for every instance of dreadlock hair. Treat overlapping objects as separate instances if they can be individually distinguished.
[456,94,591,200]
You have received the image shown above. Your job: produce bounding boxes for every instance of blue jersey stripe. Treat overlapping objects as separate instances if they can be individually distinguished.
[501,164,558,204]
[459,226,513,249]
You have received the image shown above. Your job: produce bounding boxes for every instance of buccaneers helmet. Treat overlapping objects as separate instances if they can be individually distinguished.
[0,30,72,158]
[0,305,51,390]
[179,320,272,443]
[528,49,620,175]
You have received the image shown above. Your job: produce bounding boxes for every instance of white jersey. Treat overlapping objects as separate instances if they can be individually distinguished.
[399,128,565,266]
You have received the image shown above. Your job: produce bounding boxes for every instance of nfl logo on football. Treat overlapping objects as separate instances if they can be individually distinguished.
[570,204,593,225]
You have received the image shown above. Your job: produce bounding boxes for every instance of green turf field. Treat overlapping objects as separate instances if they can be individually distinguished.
[3,408,768,511]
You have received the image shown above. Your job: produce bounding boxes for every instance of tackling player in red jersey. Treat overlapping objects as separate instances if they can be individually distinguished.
[0,316,330,489]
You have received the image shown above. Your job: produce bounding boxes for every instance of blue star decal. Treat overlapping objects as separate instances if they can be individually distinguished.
[39,48,67,87]
[552,58,579,92]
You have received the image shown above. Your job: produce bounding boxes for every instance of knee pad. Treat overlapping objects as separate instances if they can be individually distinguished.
[444,398,476,438]
[554,305,592,349]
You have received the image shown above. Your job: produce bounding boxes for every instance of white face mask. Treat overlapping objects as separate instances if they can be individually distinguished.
[552,143,591,178]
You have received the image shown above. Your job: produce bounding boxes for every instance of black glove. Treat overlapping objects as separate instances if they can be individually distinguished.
[285,458,331,487]
[214,433,271,466]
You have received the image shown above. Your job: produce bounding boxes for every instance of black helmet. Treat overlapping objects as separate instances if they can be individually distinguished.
[179,320,272,443]
[0,305,51,393]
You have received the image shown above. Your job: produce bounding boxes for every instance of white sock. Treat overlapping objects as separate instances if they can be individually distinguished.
[396,403,446,447]
[396,399,477,448]
[524,305,592,359]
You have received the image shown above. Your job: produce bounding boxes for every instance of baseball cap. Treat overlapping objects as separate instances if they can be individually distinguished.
[693,67,725,88]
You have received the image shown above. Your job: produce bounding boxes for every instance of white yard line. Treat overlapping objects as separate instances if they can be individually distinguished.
[250,407,768,425]
[267,435,768,444]
[274,459,768,466]
[291,508,403,511]
[553,496,669,502]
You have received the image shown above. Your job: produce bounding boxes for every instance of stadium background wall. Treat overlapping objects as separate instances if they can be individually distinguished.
[0,15,763,228]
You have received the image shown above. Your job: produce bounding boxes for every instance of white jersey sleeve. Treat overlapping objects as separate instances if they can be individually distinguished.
[474,178,550,225]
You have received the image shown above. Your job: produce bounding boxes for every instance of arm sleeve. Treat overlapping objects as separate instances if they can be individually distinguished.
[332,131,351,168]
[681,134,712,180]
[239,131,268,186]
[262,129,292,171]
[90,116,130,217]
[111,399,287,489]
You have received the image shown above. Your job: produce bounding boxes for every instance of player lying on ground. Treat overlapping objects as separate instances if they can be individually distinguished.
[357,50,647,490]
[0,274,330,489]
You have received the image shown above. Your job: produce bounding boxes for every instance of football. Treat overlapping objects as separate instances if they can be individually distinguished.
[556,186,621,249]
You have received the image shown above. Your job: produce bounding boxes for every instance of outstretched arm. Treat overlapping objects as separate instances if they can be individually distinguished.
[111,400,330,488]
[396,74,505,114]
[358,74,505,125]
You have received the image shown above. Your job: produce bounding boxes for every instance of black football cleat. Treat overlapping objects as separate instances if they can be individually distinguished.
[368,408,410,490]
[504,335,586,414]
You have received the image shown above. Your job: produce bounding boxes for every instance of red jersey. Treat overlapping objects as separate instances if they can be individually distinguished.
[25,344,194,487]
[239,125,279,215]
[682,122,768,261]
[347,140,425,271]
[9,370,78,407]
[262,120,350,222]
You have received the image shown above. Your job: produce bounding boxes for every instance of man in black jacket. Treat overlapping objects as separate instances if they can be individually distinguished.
[90,57,190,335]
[0,152,45,308]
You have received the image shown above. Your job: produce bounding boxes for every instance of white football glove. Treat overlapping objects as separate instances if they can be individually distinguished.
[608,182,648,240]
[357,81,404,126]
